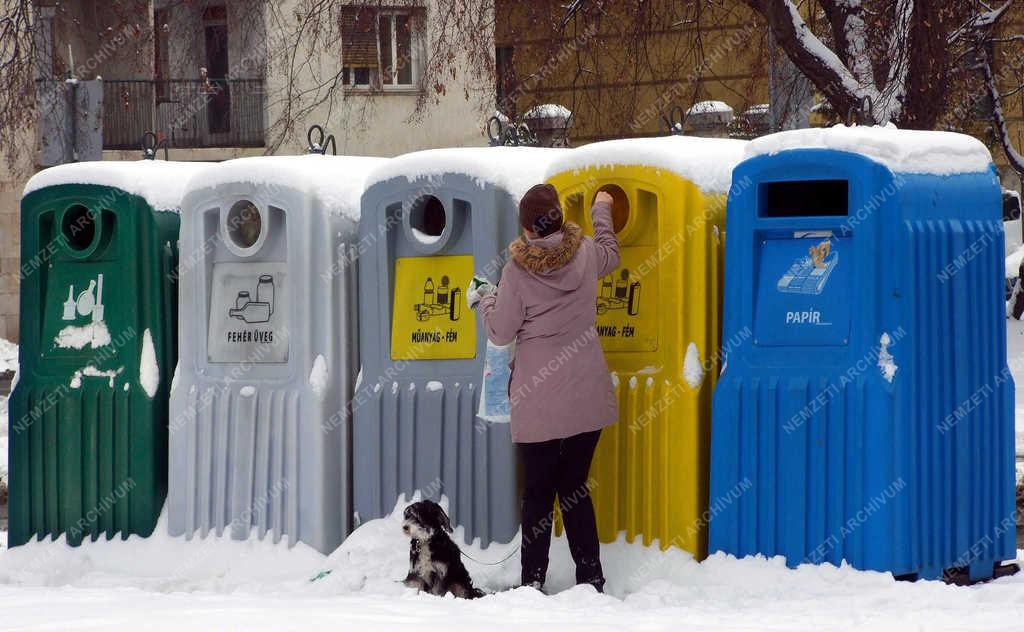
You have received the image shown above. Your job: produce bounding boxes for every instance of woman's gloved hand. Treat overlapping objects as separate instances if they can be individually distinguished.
[467,275,496,309]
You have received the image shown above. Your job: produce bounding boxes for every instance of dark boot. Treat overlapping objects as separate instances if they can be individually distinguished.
[575,557,605,592]
[521,566,546,591]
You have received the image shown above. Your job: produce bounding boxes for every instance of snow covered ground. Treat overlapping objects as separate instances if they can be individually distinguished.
[0,338,15,374]
[1,330,1024,630]
[0,393,7,493]
[1009,321,1024,459]
[0,336,12,491]
[1,505,1023,631]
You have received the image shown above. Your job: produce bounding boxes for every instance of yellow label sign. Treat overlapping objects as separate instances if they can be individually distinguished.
[391,255,476,360]
[596,246,658,351]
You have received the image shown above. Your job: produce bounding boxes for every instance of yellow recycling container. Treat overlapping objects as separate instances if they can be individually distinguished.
[545,135,747,558]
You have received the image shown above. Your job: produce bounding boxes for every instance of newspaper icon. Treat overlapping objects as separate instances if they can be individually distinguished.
[777,239,838,295]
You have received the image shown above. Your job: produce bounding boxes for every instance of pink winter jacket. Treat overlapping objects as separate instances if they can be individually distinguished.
[479,200,620,443]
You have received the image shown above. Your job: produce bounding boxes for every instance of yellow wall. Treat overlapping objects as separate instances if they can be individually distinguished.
[497,1,1024,187]
[495,0,766,142]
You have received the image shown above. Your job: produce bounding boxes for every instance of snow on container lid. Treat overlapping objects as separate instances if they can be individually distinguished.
[364,146,570,201]
[544,135,748,194]
[744,124,994,176]
[183,154,389,222]
[23,160,208,212]
[687,100,734,115]
[523,103,572,120]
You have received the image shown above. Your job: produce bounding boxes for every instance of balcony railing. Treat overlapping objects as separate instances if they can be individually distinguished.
[103,79,266,150]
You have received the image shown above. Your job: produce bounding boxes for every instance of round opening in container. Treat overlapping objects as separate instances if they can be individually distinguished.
[596,185,630,233]
[409,195,447,244]
[62,205,96,251]
[226,200,263,250]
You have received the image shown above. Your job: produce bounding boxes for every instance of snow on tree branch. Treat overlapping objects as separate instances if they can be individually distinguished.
[980,51,1024,175]
[746,0,914,124]
[964,0,1024,176]
[746,0,867,120]
[878,0,914,119]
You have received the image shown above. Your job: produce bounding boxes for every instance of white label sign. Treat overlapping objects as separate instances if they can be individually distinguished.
[207,262,289,363]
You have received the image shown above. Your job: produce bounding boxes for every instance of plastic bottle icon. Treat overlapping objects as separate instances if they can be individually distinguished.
[423,277,435,305]
[601,275,613,298]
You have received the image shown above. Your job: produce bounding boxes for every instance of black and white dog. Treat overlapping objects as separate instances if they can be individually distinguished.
[402,500,484,598]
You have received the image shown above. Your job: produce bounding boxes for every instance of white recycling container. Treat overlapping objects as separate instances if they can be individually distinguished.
[167,154,386,554]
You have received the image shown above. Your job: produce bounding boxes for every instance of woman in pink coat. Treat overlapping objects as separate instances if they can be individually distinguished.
[472,183,619,592]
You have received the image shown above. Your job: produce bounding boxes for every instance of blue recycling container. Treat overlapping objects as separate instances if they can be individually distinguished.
[708,127,1016,582]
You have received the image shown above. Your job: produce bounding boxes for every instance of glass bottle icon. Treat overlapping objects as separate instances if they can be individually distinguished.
[437,275,450,306]
[257,275,274,315]
[615,269,629,299]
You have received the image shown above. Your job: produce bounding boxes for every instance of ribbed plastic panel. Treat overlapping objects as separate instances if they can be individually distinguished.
[352,379,518,546]
[901,218,1015,576]
[589,373,708,556]
[9,384,160,545]
[710,374,877,567]
[173,385,305,545]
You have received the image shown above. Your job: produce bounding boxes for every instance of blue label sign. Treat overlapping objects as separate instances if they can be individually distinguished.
[754,236,851,346]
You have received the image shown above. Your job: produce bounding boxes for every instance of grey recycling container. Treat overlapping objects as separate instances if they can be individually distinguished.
[354,147,566,546]
[168,154,385,554]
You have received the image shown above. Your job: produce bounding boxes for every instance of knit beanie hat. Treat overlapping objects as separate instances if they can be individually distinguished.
[518,183,564,237]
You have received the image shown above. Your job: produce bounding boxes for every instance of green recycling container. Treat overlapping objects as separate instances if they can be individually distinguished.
[8,161,204,546]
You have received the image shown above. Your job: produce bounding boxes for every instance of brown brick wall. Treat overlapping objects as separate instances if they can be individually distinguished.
[0,184,23,343]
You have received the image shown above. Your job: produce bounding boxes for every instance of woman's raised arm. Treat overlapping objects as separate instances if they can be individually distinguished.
[591,195,620,278]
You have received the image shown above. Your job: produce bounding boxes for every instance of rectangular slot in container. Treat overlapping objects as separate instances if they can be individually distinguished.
[760,180,849,217]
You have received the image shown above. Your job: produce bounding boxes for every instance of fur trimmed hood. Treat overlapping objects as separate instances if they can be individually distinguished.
[508,222,585,291]
[509,222,582,273]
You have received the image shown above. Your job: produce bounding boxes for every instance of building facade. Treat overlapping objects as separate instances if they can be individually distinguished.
[0,0,496,342]
[4,0,1024,342]
[495,1,1024,187]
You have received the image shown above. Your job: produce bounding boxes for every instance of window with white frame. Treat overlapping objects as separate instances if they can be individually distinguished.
[341,6,422,90]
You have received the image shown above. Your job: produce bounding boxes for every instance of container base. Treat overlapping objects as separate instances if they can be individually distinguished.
[896,562,1019,586]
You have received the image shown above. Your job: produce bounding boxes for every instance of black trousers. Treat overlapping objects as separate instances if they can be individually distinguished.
[518,429,604,588]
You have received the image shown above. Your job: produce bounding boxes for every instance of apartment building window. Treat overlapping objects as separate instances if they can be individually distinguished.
[341,6,422,90]
[203,5,231,133]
